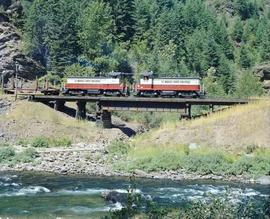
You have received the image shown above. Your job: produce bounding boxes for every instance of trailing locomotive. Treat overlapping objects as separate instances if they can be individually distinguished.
[135,72,203,98]
[63,72,204,98]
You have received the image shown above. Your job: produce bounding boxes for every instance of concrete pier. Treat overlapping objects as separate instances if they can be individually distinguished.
[75,101,86,119]
[54,100,65,111]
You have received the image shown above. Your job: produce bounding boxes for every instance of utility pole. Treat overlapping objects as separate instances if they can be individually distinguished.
[15,61,19,100]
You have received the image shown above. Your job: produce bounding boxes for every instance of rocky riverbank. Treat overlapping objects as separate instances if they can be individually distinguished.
[0,143,269,185]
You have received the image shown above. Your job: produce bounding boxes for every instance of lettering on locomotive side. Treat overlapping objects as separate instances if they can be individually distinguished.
[161,79,193,84]
[67,78,120,84]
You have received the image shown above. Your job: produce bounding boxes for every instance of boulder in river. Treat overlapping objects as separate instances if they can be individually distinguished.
[101,191,128,204]
[256,176,270,185]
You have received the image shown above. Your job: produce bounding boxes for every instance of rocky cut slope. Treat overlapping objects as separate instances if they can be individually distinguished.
[0,1,44,83]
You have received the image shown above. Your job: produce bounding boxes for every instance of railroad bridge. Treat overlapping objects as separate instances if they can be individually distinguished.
[29,95,249,128]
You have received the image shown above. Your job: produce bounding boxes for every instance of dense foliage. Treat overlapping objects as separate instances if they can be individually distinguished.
[18,0,270,96]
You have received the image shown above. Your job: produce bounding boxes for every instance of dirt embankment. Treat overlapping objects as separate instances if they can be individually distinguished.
[0,96,142,144]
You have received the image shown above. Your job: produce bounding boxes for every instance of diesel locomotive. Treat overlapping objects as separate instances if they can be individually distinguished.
[63,72,204,98]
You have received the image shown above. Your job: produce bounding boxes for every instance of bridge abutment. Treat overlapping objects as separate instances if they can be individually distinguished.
[76,101,86,120]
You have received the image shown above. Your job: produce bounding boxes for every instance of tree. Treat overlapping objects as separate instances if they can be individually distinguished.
[217,55,235,94]
[24,0,80,74]
[203,67,226,97]
[239,45,253,69]
[106,0,135,43]
[133,0,159,42]
[185,29,209,77]
[78,0,114,72]
[235,72,264,97]
[209,18,234,60]
[259,23,270,62]
[232,17,244,43]
[233,0,258,20]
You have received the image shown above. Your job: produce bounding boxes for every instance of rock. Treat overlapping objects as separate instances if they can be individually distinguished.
[256,176,270,185]
[0,2,45,84]
[133,169,148,176]
[254,64,270,94]
[101,191,127,204]
[189,143,199,150]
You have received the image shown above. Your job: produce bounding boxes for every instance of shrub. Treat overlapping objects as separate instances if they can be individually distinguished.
[230,155,270,176]
[181,153,231,175]
[0,142,11,147]
[14,148,39,163]
[0,147,15,162]
[17,139,30,147]
[245,144,258,154]
[108,140,131,157]
[31,137,50,148]
[51,138,72,147]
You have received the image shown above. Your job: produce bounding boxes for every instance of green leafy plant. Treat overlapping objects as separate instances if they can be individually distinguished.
[31,137,50,148]
[0,147,15,162]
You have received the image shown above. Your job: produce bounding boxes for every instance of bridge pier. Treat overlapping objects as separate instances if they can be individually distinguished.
[180,104,192,119]
[210,104,214,112]
[95,110,112,129]
[76,101,86,120]
[54,100,65,111]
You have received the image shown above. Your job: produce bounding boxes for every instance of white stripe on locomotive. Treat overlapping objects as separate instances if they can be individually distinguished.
[139,78,200,85]
[67,78,120,84]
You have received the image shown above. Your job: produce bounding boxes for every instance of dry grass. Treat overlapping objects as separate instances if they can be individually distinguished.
[132,99,270,150]
[0,100,101,143]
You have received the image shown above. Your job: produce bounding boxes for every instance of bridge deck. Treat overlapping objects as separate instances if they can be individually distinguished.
[29,95,249,106]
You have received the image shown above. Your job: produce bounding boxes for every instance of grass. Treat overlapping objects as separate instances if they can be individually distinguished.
[112,140,270,177]
[0,146,38,164]
[127,99,270,152]
[30,136,72,148]
[0,100,100,143]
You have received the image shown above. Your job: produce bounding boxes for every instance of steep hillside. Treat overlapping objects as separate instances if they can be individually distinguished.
[132,100,270,149]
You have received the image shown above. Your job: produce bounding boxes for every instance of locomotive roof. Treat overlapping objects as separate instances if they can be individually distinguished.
[158,77,201,79]
[67,77,119,79]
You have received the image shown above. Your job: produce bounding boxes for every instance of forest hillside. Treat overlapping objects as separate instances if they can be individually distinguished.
[0,0,270,97]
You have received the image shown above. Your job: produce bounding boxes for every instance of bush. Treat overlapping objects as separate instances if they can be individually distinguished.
[31,136,72,148]
[31,137,50,148]
[17,139,30,147]
[51,138,72,147]
[181,153,231,175]
[108,140,130,157]
[14,148,39,163]
[245,144,258,154]
[230,155,270,176]
[0,147,15,162]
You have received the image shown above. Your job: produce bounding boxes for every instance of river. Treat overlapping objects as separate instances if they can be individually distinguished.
[0,172,269,218]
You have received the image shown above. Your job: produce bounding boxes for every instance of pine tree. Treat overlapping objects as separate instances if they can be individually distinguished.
[78,1,113,60]
[106,0,135,43]
[217,55,235,93]
[232,17,244,43]
[239,45,253,69]
[185,29,209,77]
[258,22,270,61]
[133,0,159,42]
[209,19,234,60]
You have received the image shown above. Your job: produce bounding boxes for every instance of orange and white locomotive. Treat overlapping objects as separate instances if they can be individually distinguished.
[63,72,204,98]
[135,72,203,98]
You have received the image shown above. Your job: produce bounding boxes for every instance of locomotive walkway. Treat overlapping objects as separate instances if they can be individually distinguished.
[29,95,249,128]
